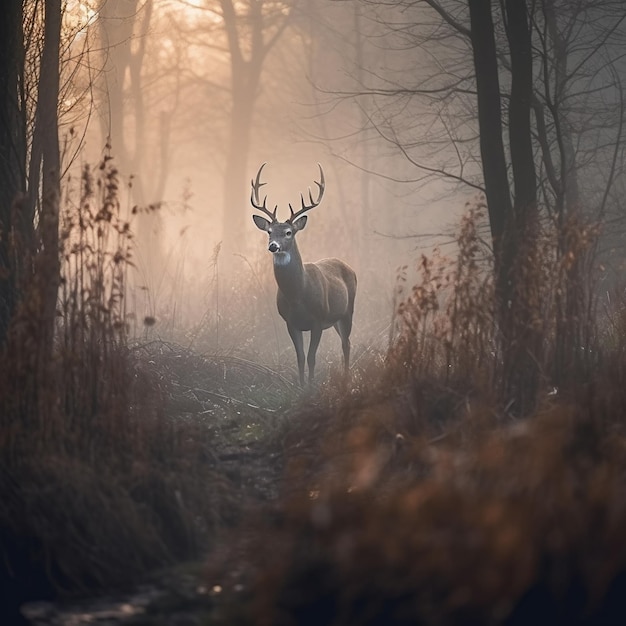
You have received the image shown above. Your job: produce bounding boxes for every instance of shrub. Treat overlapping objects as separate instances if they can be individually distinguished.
[0,156,231,616]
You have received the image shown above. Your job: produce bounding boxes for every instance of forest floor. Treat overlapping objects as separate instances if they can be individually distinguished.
[18,335,626,625]
[18,340,329,625]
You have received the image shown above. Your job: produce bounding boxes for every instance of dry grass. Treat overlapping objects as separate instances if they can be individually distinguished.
[209,388,626,625]
[0,158,249,618]
[225,404,626,626]
[203,205,626,625]
[2,181,625,625]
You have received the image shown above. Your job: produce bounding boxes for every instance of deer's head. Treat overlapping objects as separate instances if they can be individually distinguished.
[251,163,325,261]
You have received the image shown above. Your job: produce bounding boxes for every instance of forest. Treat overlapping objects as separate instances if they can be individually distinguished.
[3,0,626,624]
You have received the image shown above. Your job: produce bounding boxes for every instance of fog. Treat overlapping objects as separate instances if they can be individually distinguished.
[62,0,473,368]
[8,2,626,620]
[59,0,626,376]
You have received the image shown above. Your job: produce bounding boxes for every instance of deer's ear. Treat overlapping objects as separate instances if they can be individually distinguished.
[253,215,271,231]
[292,215,308,231]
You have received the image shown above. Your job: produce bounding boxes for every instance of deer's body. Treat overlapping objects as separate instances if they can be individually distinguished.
[251,164,357,385]
[275,257,355,330]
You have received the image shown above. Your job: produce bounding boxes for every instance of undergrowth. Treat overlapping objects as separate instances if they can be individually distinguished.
[0,157,242,618]
[205,204,626,626]
[3,177,626,626]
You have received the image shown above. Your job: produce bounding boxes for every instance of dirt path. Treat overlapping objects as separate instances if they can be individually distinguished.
[20,343,299,625]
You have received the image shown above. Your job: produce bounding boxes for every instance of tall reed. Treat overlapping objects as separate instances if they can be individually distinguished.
[0,156,228,611]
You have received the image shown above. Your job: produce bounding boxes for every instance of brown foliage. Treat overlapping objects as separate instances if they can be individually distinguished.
[214,387,626,625]
[0,158,232,611]
[205,206,626,625]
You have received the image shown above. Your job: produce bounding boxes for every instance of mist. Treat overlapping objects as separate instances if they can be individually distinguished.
[64,0,470,371]
[5,1,626,624]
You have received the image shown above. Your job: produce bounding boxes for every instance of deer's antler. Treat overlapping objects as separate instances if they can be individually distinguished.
[288,163,325,223]
[251,163,277,222]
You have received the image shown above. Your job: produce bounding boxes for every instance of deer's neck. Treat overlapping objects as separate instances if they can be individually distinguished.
[273,244,305,296]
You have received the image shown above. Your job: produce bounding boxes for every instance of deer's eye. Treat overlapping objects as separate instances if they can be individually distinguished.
[268,229,272,235]
[286,230,292,237]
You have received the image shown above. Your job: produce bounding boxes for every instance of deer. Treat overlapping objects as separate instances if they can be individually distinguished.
[251,163,357,386]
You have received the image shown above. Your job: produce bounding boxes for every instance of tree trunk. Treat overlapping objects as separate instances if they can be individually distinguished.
[97,0,138,173]
[506,0,536,217]
[543,0,587,386]
[97,0,166,318]
[0,1,27,342]
[219,1,291,251]
[504,0,541,410]
[469,0,540,413]
[35,0,62,360]
[468,0,512,273]
[220,0,265,247]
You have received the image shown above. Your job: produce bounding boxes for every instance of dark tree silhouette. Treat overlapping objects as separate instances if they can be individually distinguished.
[219,0,292,245]
[0,2,27,341]
[34,0,62,357]
[469,0,541,410]
[349,0,625,409]
[0,0,62,350]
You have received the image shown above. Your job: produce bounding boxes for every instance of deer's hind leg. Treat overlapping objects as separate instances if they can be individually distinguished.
[334,315,352,375]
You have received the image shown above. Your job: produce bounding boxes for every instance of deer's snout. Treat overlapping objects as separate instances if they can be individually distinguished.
[269,241,280,253]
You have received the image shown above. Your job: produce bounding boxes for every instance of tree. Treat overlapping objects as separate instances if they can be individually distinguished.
[348,0,626,408]
[0,0,62,349]
[33,0,62,358]
[90,0,295,316]
[0,1,27,341]
[213,0,293,244]
[96,0,167,207]
[467,0,540,409]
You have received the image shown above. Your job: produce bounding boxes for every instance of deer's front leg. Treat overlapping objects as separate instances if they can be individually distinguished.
[287,324,306,385]
[307,326,323,383]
